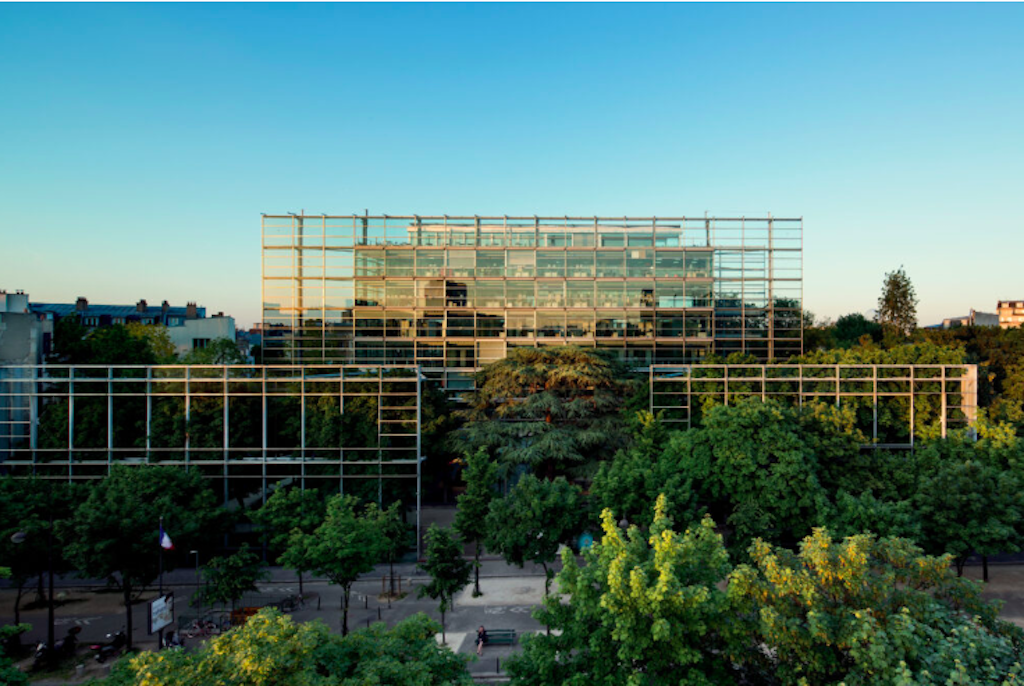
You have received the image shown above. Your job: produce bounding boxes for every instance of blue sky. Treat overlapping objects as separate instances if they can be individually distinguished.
[1,3,1021,328]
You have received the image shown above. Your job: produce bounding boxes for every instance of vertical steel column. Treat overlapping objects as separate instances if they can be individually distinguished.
[184,366,191,470]
[29,366,38,464]
[261,367,268,504]
[940,366,947,439]
[338,368,346,494]
[909,366,915,449]
[67,369,74,479]
[378,367,384,506]
[107,371,113,469]
[146,368,152,462]
[416,368,423,559]
[872,366,879,444]
[223,366,229,507]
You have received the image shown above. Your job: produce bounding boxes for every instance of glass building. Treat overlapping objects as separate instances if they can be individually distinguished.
[262,214,803,389]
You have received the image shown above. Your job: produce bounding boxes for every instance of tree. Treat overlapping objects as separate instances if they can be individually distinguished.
[875,266,918,338]
[193,544,269,611]
[125,322,177,362]
[0,479,78,627]
[62,465,222,650]
[287,494,382,636]
[590,412,701,530]
[832,312,883,348]
[507,496,737,686]
[664,399,839,554]
[105,609,473,686]
[728,529,1024,684]
[375,501,412,599]
[453,448,499,596]
[250,486,326,596]
[182,338,246,365]
[0,624,29,686]
[912,436,1024,577]
[485,475,582,596]
[417,525,472,644]
[452,346,638,473]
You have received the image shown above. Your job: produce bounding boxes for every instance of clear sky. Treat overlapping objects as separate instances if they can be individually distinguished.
[1,3,1021,328]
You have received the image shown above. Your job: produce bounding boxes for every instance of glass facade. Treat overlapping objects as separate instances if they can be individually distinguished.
[262,215,803,387]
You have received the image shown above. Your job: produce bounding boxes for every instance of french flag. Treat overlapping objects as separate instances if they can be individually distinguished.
[159,524,174,551]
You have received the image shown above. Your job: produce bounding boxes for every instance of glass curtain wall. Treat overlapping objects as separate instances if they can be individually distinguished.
[262,215,803,386]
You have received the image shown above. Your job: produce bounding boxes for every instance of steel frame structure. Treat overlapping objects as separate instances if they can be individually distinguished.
[0,364,425,552]
[649,363,978,448]
[262,213,803,389]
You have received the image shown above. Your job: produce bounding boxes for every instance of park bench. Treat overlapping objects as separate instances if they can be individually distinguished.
[485,629,516,646]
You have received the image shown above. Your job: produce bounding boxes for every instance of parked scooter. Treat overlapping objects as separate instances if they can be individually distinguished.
[33,626,81,668]
[90,629,126,663]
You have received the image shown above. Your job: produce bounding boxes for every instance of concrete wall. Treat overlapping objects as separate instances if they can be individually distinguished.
[167,316,236,356]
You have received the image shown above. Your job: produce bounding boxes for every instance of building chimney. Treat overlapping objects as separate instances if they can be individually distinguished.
[161,300,170,314]
[75,296,88,312]
[136,299,148,313]
[186,302,198,320]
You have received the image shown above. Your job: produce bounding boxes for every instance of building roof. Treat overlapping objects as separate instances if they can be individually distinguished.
[30,303,205,320]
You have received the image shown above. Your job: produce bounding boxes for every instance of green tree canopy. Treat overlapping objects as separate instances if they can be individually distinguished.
[250,486,326,595]
[508,496,736,686]
[62,465,223,649]
[453,447,499,597]
[452,346,638,473]
[417,525,472,643]
[193,544,269,611]
[287,494,383,635]
[485,474,583,595]
[729,529,1024,684]
[105,609,472,686]
[181,338,246,365]
[590,411,701,530]
[875,266,919,338]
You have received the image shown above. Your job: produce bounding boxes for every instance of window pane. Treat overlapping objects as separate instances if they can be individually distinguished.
[655,251,684,278]
[506,313,535,337]
[507,281,535,307]
[385,249,413,276]
[567,252,594,277]
[567,282,594,308]
[476,281,505,307]
[537,282,564,307]
[596,282,625,307]
[566,312,594,338]
[627,249,653,277]
[477,250,505,277]
[537,312,565,337]
[356,251,384,276]
[416,250,444,277]
[448,252,475,277]
[596,252,624,277]
[685,252,712,278]
[508,252,535,277]
[537,251,565,278]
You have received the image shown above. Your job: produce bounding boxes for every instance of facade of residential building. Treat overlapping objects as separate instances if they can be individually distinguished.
[262,214,803,389]
[941,309,999,329]
[30,297,235,355]
[997,301,1024,330]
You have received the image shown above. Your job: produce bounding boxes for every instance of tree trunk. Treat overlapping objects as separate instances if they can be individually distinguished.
[441,608,446,644]
[341,584,350,636]
[983,555,989,582]
[473,544,481,597]
[955,557,966,577]
[389,558,396,597]
[124,577,134,651]
[541,561,550,597]
[14,580,24,627]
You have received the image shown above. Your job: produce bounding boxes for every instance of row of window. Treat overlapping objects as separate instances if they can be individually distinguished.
[264,311,801,340]
[265,281,800,310]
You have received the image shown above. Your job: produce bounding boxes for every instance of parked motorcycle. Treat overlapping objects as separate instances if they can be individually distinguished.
[33,626,81,668]
[90,629,126,663]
